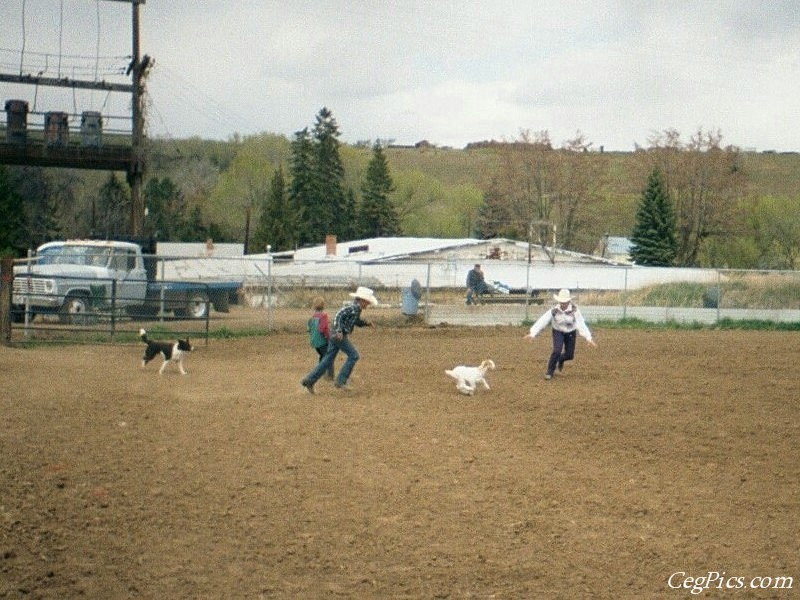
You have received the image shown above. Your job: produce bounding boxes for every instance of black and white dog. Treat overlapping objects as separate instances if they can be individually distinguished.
[139,328,193,375]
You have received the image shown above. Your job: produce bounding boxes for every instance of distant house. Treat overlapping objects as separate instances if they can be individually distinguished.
[282,236,604,265]
[157,241,244,258]
[165,235,717,294]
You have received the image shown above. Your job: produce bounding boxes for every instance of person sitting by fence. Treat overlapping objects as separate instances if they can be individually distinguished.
[466,264,493,305]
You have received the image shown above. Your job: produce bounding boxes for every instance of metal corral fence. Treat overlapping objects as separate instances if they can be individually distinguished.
[8,275,236,343]
[5,249,243,343]
[4,255,799,343]
[236,258,800,327]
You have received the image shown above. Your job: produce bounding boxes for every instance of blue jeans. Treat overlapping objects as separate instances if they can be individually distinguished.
[547,329,577,375]
[304,335,359,386]
[466,287,481,305]
[315,344,335,378]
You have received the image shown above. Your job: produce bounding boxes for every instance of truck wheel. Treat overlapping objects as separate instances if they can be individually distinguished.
[175,293,208,319]
[59,294,91,325]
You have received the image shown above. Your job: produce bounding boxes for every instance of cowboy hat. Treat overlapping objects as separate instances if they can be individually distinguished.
[553,288,572,303]
[350,286,379,306]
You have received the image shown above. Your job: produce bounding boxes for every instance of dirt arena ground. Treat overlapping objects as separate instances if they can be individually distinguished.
[1,309,798,599]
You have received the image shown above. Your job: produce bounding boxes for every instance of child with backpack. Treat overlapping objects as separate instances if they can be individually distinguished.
[308,297,335,379]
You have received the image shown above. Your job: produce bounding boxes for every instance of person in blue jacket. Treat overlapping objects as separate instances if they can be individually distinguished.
[466,264,491,305]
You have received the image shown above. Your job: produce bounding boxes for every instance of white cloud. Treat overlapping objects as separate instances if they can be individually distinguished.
[1,0,798,150]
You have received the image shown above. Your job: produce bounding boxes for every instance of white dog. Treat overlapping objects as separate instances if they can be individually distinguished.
[445,359,495,396]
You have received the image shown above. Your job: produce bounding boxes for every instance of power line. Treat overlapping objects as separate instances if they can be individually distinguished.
[147,62,253,137]
[58,0,63,76]
[19,0,26,72]
[0,47,130,61]
[95,0,100,81]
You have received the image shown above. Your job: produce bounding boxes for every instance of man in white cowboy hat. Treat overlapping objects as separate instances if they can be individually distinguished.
[301,286,378,393]
[524,288,597,380]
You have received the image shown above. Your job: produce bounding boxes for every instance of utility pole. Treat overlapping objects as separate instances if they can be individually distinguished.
[128,0,148,236]
[0,0,149,237]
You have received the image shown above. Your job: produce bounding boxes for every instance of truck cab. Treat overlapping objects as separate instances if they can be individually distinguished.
[13,240,149,322]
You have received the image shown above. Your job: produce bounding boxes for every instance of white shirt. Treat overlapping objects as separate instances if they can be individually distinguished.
[528,302,593,341]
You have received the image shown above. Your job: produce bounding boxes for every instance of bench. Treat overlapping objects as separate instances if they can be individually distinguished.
[473,292,544,305]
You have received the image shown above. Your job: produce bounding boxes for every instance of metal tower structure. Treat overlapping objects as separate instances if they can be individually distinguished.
[0,0,149,236]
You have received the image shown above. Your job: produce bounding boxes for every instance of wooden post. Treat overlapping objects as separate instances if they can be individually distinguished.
[129,0,147,236]
[0,257,13,345]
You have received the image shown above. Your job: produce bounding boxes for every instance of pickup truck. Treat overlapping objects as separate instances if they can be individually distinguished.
[12,239,241,323]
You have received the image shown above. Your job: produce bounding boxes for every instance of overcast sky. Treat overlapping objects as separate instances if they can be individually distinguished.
[2,1,799,151]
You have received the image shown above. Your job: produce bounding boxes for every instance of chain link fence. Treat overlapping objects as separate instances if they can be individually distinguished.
[238,259,800,327]
[6,254,800,343]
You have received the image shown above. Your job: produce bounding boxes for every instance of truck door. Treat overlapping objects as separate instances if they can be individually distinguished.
[112,248,148,306]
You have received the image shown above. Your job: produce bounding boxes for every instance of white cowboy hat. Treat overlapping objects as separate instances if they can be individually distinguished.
[350,286,379,306]
[553,288,572,303]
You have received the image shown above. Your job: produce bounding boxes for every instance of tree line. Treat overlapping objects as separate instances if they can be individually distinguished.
[1,108,798,269]
[471,128,798,268]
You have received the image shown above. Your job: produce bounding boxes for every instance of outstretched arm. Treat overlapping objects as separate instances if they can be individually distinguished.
[525,309,553,340]
[574,309,596,346]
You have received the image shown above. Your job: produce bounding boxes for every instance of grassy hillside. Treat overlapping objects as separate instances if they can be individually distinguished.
[738,151,800,197]
[385,145,800,200]
[145,137,800,263]
[384,146,799,239]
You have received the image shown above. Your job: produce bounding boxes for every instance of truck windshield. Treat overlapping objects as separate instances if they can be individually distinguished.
[46,245,112,267]
[35,245,63,264]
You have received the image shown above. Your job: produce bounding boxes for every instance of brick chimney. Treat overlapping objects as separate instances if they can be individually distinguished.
[325,235,337,256]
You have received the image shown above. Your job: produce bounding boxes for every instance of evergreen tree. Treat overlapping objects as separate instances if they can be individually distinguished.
[288,127,316,246]
[630,167,677,266]
[178,206,206,242]
[176,206,224,243]
[289,109,355,245]
[312,107,349,240]
[43,171,73,242]
[359,142,399,237]
[93,173,131,239]
[7,166,60,248]
[475,177,517,239]
[341,188,358,241]
[252,166,296,252]
[0,166,28,256]
[143,176,186,240]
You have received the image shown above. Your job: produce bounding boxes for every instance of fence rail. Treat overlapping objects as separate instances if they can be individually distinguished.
[240,260,800,326]
[8,273,227,342]
[3,256,799,343]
